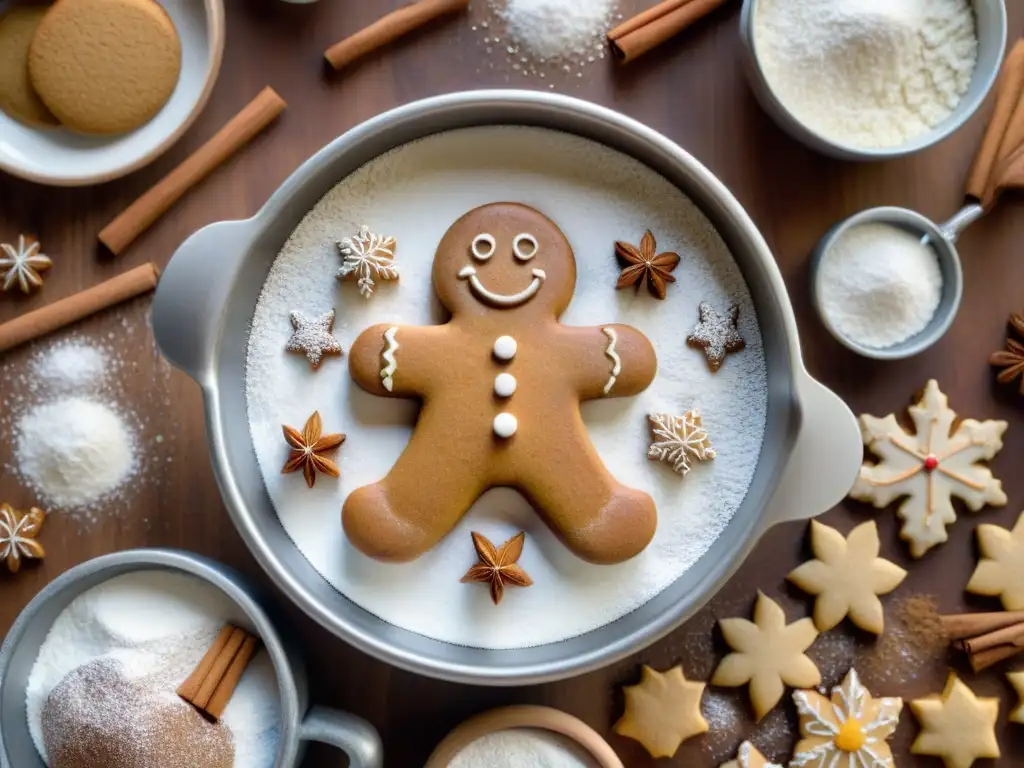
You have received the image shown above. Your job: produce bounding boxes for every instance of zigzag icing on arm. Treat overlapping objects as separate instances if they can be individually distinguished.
[601,326,622,395]
[380,326,399,392]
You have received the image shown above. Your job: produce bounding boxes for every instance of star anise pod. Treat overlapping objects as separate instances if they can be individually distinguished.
[614,230,680,300]
[991,337,1024,394]
[281,411,345,488]
[0,503,46,573]
[460,531,533,605]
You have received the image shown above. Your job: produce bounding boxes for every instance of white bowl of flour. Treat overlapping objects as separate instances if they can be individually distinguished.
[739,0,1007,159]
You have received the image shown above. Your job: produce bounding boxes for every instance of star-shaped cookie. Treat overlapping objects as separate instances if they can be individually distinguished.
[711,591,820,721]
[614,664,707,758]
[687,301,745,371]
[910,673,1000,768]
[285,309,343,369]
[787,520,907,634]
[719,742,781,768]
[1009,671,1024,725]
[966,511,1024,610]
[850,380,1007,558]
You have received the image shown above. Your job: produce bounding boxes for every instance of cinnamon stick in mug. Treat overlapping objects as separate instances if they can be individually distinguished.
[0,263,160,353]
[325,0,470,71]
[99,87,287,255]
[608,0,732,64]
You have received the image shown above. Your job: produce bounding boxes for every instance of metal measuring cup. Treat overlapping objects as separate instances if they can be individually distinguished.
[810,39,1024,359]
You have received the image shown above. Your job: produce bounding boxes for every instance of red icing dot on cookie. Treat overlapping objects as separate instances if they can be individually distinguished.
[924,456,939,471]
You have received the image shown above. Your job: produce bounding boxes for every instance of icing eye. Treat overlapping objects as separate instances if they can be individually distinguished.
[513,233,538,261]
[471,234,496,261]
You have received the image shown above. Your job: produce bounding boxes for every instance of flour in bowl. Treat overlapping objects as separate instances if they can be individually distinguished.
[245,126,768,649]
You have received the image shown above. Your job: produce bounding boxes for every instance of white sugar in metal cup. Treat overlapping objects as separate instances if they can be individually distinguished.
[810,207,967,360]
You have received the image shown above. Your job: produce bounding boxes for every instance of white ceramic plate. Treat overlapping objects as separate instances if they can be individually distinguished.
[0,0,224,186]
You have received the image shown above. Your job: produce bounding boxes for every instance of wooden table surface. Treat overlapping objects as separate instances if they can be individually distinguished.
[3,1,1024,765]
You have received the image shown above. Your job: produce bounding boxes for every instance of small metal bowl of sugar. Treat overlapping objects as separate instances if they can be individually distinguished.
[738,0,1007,160]
[810,207,963,360]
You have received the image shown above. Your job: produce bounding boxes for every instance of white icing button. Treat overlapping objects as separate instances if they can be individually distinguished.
[493,336,517,361]
[494,373,517,398]
[493,412,518,438]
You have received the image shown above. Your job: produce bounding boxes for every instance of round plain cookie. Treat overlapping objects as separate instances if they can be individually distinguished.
[0,6,60,128]
[28,0,181,135]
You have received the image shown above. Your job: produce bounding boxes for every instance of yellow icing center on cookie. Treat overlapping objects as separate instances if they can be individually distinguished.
[835,718,867,752]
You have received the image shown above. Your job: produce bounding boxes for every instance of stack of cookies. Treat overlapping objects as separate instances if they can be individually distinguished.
[0,0,181,134]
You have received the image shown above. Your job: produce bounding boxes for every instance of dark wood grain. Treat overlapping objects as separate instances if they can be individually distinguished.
[3,1,1024,765]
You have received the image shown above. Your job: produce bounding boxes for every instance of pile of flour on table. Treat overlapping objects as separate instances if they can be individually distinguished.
[245,125,768,649]
[754,0,978,148]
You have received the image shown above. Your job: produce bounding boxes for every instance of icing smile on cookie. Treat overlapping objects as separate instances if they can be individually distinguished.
[457,265,546,307]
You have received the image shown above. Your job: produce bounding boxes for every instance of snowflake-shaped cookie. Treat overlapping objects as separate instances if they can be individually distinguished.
[966,511,1024,610]
[285,309,343,369]
[337,225,398,298]
[0,503,46,573]
[850,380,1007,558]
[792,668,902,768]
[1,235,52,294]
[711,591,820,721]
[687,301,744,371]
[719,742,782,768]
[787,520,906,634]
[647,409,716,476]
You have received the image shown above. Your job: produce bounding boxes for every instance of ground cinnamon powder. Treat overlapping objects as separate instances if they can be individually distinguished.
[42,658,234,768]
[857,593,951,686]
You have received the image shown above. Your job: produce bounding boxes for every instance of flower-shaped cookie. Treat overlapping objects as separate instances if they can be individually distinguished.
[614,664,707,758]
[787,520,907,634]
[966,511,1024,610]
[711,591,820,721]
[850,380,1007,558]
[792,668,902,768]
[911,673,1000,768]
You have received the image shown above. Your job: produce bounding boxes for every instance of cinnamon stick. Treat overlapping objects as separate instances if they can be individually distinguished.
[966,39,1024,200]
[0,263,160,354]
[607,0,733,64]
[970,643,1024,673]
[961,621,1024,655]
[324,0,470,71]
[99,87,287,255]
[940,611,1024,640]
[178,624,261,721]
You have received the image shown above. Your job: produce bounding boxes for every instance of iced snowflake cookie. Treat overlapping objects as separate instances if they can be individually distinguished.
[1009,671,1024,725]
[850,380,1007,558]
[337,225,398,298]
[647,409,715,476]
[613,665,707,758]
[966,511,1024,610]
[910,673,1000,768]
[688,301,744,371]
[711,591,820,721]
[285,309,343,369]
[787,520,906,634]
[792,668,901,768]
[719,742,781,768]
[1,235,51,294]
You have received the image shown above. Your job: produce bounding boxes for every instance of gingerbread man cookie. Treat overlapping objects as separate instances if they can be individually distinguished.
[345,203,658,564]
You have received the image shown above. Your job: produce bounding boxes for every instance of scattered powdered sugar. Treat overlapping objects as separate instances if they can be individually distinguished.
[244,126,768,648]
[31,340,108,390]
[701,690,745,761]
[807,629,857,689]
[818,222,943,349]
[13,397,138,512]
[27,571,281,768]
[754,0,978,149]
[450,728,599,768]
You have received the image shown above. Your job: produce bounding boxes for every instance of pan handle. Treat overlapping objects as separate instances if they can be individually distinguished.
[763,369,861,526]
[299,706,383,768]
[151,219,253,386]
